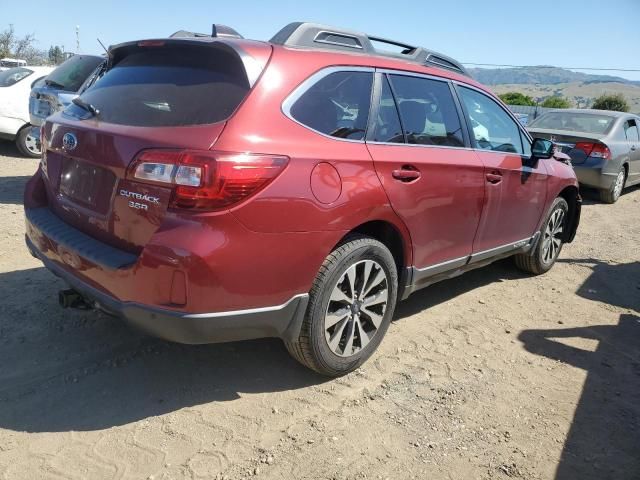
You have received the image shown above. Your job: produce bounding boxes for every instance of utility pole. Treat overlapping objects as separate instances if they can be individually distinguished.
[76,25,80,53]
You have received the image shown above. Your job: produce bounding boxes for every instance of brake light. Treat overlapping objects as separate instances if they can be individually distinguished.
[574,142,611,160]
[129,150,289,210]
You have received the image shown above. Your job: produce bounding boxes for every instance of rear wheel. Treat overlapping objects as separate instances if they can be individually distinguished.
[599,167,625,204]
[514,197,568,275]
[15,126,41,158]
[285,236,398,377]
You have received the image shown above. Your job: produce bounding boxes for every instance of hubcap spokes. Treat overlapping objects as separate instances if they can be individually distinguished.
[613,172,624,199]
[325,260,389,357]
[24,134,40,155]
[542,209,565,264]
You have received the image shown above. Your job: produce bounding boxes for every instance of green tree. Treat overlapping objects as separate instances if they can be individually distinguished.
[48,45,64,65]
[498,92,536,106]
[591,93,629,112]
[541,96,572,109]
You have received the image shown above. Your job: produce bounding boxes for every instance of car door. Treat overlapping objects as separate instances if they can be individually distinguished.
[455,85,548,257]
[622,118,640,185]
[366,72,485,274]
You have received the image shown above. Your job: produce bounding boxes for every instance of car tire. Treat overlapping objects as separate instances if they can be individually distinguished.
[599,167,626,204]
[514,197,568,275]
[15,126,41,158]
[285,235,398,377]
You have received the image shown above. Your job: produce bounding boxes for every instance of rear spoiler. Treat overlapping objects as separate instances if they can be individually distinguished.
[170,24,243,39]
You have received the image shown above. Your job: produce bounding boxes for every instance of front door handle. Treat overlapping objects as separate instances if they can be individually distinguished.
[392,167,421,182]
[631,145,637,151]
[486,171,503,184]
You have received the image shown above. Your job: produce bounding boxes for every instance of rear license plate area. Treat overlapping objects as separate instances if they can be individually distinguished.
[59,157,116,215]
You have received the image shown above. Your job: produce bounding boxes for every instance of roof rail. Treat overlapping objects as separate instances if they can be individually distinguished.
[269,22,467,76]
[170,24,243,39]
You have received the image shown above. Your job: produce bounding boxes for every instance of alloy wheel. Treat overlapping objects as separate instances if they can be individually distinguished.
[324,259,389,357]
[613,170,625,200]
[541,208,565,265]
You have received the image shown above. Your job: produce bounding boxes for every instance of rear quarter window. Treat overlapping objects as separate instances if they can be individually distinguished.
[288,70,373,141]
[70,45,250,127]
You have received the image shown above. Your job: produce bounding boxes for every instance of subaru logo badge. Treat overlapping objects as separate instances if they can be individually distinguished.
[62,132,78,151]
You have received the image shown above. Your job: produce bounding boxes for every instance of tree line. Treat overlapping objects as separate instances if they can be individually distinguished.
[1,25,67,66]
[498,91,630,112]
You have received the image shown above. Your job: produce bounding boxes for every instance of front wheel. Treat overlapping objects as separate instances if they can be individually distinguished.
[514,197,568,275]
[285,236,398,377]
[16,126,41,158]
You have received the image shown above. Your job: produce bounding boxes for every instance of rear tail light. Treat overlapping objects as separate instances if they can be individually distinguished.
[574,142,611,160]
[129,150,289,210]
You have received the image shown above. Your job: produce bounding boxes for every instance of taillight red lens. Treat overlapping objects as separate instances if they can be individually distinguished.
[574,142,611,160]
[129,150,289,211]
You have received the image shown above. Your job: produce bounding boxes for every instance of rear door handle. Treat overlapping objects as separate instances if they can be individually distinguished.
[486,172,503,184]
[631,145,637,151]
[392,167,421,182]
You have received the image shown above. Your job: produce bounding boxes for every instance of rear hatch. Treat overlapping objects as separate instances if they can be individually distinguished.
[40,39,271,253]
[29,55,104,126]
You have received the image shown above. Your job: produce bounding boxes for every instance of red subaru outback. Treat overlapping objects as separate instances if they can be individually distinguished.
[24,23,580,376]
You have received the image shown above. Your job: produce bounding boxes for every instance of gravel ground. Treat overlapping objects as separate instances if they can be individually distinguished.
[0,140,638,480]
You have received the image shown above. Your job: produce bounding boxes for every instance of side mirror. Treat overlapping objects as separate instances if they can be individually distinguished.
[531,138,554,160]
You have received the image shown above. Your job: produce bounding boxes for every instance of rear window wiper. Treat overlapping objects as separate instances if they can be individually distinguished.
[45,79,66,89]
[72,97,100,117]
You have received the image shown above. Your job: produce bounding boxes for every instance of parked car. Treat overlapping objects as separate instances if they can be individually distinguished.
[0,58,27,71]
[24,22,581,376]
[29,54,105,155]
[514,112,529,126]
[0,66,54,156]
[528,109,640,203]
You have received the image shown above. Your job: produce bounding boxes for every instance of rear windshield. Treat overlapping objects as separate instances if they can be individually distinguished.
[72,45,250,127]
[529,112,615,135]
[0,67,33,87]
[45,55,103,92]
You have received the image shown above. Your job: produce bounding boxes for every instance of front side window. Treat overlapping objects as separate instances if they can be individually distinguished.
[0,67,33,87]
[623,119,640,142]
[458,86,524,154]
[388,74,464,147]
[289,70,373,141]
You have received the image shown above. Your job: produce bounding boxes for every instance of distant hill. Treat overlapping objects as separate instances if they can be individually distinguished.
[469,66,640,113]
[468,66,640,87]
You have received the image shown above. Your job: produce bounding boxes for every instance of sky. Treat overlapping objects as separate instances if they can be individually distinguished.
[3,0,640,80]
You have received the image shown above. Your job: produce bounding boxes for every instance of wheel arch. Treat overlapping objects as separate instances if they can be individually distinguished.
[557,185,581,243]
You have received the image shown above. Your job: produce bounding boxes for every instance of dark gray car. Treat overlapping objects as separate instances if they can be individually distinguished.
[528,109,640,203]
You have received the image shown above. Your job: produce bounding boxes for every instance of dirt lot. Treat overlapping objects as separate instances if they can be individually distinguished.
[0,140,638,480]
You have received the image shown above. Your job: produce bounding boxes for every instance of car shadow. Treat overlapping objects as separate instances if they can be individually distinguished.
[519,259,640,479]
[579,182,640,205]
[394,258,528,320]
[0,267,326,433]
[0,175,32,205]
[0,139,21,157]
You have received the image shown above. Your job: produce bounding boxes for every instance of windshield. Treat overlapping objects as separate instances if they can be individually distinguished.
[0,67,33,87]
[70,44,250,127]
[529,112,615,135]
[45,55,103,92]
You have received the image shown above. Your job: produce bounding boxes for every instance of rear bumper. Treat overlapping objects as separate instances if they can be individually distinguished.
[572,160,616,190]
[24,205,311,344]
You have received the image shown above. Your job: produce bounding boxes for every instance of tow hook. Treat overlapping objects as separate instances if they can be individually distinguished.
[58,289,92,310]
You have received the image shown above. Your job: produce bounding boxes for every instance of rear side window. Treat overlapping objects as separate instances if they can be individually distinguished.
[623,119,639,142]
[0,67,33,87]
[388,74,464,147]
[458,86,524,154]
[289,71,373,141]
[72,45,250,127]
[45,55,103,92]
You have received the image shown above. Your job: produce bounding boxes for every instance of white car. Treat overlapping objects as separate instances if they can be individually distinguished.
[0,66,54,157]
